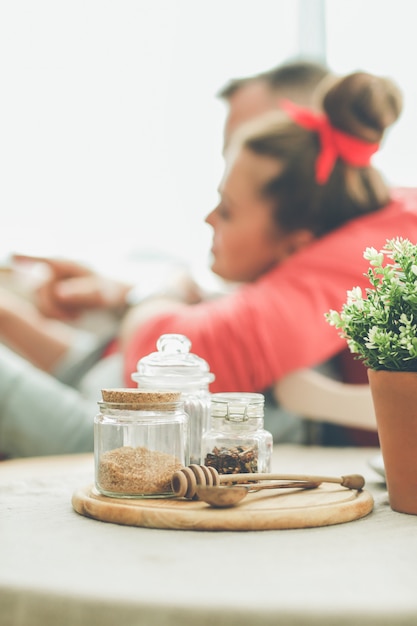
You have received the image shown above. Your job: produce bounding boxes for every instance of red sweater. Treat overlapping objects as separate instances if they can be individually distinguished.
[124,189,417,393]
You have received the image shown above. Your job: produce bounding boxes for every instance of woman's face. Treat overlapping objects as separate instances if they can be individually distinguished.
[206,147,296,283]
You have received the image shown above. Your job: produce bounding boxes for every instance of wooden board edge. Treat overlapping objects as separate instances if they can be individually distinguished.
[72,485,374,532]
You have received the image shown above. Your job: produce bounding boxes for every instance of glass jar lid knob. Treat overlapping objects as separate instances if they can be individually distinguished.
[156,334,191,354]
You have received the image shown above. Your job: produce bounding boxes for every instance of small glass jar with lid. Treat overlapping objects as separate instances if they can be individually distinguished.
[202,392,273,475]
[131,333,215,465]
[94,388,189,498]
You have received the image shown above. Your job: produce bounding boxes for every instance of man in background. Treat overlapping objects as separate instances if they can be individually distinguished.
[219,58,330,150]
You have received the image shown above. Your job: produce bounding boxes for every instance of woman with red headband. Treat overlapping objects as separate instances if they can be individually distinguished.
[120,71,410,392]
[1,70,417,457]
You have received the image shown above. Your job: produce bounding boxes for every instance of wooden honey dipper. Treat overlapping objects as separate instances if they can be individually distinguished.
[171,464,365,499]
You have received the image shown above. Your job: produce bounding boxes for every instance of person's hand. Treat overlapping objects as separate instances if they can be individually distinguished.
[0,284,24,322]
[12,255,132,320]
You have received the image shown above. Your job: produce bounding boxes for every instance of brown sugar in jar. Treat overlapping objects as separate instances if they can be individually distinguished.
[94,388,189,498]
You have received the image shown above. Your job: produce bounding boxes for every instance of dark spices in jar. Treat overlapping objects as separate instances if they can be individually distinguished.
[204,445,258,474]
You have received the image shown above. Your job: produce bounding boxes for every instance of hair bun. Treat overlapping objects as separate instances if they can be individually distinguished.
[322,71,403,142]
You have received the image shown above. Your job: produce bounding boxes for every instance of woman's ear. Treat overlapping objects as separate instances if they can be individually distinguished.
[285,228,316,255]
[272,228,315,264]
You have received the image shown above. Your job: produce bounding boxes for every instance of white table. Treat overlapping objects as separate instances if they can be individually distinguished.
[1,445,417,626]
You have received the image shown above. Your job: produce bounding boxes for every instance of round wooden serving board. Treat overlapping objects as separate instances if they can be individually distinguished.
[72,483,374,531]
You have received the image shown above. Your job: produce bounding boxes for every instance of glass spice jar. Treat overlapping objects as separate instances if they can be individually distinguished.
[131,334,215,465]
[202,392,273,475]
[94,388,189,498]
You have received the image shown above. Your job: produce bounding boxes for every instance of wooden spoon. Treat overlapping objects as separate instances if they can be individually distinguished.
[171,466,366,499]
[195,480,320,508]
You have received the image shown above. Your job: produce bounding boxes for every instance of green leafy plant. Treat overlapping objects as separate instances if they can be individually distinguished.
[326,237,417,371]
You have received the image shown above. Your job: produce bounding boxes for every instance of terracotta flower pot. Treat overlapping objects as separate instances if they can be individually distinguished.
[368,369,417,515]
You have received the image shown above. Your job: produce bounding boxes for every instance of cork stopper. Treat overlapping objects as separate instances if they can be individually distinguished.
[101,388,181,410]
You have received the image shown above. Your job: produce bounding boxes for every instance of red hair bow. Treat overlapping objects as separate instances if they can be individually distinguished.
[280,99,380,184]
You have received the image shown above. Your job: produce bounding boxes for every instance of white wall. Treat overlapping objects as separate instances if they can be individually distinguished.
[0,0,300,276]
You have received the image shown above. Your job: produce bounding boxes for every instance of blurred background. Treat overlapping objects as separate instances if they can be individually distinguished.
[1,0,416,283]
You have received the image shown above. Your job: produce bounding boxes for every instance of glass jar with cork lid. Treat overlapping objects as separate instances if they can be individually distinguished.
[94,388,189,498]
[202,392,273,475]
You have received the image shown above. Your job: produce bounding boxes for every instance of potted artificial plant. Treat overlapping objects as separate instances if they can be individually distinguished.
[326,237,417,515]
